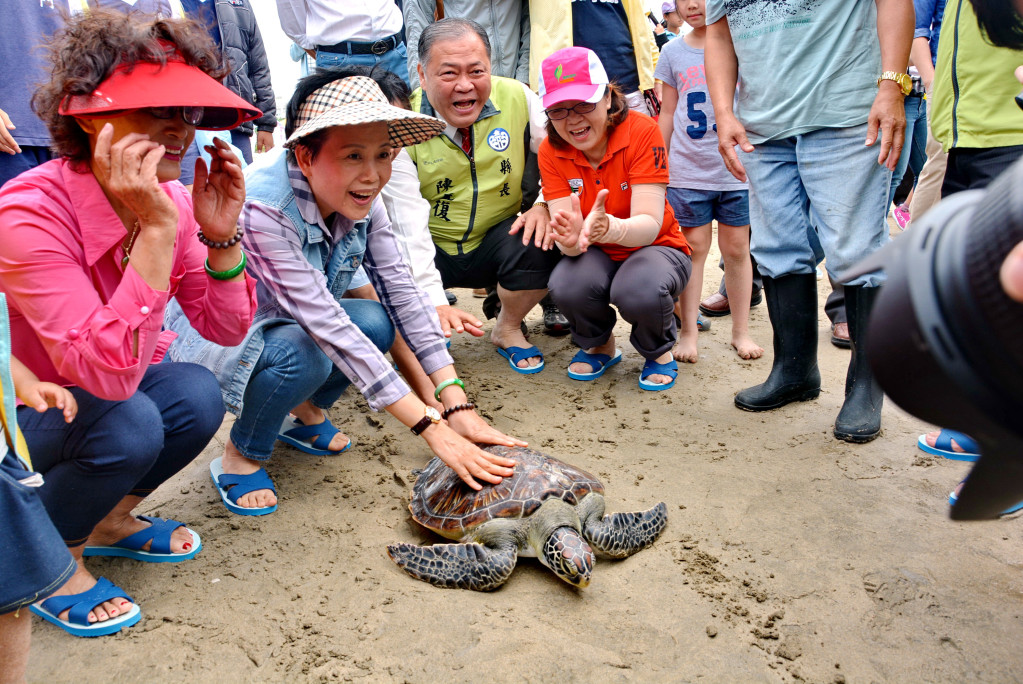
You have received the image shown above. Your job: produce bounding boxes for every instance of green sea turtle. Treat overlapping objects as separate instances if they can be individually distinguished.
[386,445,667,591]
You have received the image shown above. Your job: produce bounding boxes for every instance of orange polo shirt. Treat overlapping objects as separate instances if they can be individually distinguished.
[539,111,690,262]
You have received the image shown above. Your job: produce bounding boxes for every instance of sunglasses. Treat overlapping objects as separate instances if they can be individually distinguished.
[545,102,598,120]
[144,106,205,126]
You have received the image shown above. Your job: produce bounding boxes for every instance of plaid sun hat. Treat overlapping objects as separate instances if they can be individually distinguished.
[285,76,444,149]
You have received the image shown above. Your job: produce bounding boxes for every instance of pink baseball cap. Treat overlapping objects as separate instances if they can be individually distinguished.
[538,47,609,110]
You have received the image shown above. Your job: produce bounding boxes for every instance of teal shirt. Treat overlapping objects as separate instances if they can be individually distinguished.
[706,0,881,144]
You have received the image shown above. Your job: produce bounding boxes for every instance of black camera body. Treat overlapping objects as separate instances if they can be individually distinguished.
[848,158,1023,519]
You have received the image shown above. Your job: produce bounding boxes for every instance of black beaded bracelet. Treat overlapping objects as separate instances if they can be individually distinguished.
[197,226,244,249]
[441,402,476,420]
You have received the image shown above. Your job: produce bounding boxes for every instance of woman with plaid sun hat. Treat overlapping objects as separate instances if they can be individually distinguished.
[167,69,528,516]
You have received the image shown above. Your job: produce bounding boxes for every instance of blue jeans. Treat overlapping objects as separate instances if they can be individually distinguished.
[889,95,928,206]
[230,299,395,461]
[744,123,890,287]
[0,146,53,189]
[0,453,75,613]
[315,42,409,85]
[17,362,224,546]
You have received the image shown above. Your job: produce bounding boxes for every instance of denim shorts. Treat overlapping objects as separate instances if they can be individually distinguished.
[0,452,74,614]
[667,187,750,228]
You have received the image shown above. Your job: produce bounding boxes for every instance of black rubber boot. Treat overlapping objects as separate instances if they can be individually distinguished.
[833,285,884,443]
[735,273,821,411]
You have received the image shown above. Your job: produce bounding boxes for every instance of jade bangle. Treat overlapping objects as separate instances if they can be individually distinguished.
[205,251,247,280]
[434,377,465,402]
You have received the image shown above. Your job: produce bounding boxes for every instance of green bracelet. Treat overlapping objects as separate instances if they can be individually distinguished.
[205,251,247,281]
[434,378,465,402]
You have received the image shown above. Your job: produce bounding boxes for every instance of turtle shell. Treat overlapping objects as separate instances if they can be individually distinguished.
[409,445,604,539]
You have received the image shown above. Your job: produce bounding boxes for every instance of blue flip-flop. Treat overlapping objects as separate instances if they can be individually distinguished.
[917,429,980,462]
[497,345,544,375]
[277,415,353,456]
[639,358,678,391]
[82,515,200,562]
[949,481,1023,515]
[210,457,278,516]
[30,577,142,637]
[567,348,622,381]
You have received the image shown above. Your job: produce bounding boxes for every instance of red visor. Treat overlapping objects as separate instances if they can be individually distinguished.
[59,57,261,130]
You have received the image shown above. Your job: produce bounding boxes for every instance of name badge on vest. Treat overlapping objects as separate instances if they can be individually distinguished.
[487,128,510,152]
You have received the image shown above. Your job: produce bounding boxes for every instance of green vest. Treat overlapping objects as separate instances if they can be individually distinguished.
[931,0,1023,152]
[408,77,530,255]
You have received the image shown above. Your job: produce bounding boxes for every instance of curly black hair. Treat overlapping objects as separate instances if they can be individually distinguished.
[32,9,226,164]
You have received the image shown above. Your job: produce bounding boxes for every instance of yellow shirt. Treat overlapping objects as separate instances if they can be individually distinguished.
[527,0,658,92]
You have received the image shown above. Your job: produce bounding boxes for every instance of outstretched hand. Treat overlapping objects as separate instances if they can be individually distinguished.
[581,189,611,249]
[423,422,518,490]
[550,193,587,251]
[435,304,485,337]
[509,203,555,250]
[192,137,246,241]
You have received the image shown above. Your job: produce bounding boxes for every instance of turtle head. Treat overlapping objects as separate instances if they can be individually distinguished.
[541,527,594,588]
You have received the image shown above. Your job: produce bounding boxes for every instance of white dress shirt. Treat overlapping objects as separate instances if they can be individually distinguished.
[275,0,403,49]
[380,150,448,308]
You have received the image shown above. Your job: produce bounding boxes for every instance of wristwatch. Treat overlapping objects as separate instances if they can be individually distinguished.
[410,406,442,436]
[877,71,913,96]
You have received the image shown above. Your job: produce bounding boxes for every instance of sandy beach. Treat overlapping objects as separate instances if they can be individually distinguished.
[28,233,1023,683]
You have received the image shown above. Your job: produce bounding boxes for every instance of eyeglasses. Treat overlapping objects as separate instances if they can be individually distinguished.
[144,106,204,126]
[545,102,598,120]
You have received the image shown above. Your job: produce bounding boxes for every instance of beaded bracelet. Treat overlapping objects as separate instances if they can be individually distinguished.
[441,402,475,420]
[205,251,247,280]
[433,377,465,402]
[198,226,244,249]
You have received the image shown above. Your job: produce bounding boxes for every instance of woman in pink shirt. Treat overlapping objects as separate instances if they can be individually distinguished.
[0,11,259,637]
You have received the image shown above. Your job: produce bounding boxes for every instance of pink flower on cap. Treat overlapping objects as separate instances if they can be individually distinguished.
[538,47,609,110]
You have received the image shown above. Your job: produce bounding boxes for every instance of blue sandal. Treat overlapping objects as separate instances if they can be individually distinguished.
[83,515,200,563]
[210,457,278,516]
[30,577,141,637]
[949,480,1023,515]
[917,429,980,462]
[497,345,544,374]
[567,349,622,381]
[639,358,678,391]
[277,416,353,456]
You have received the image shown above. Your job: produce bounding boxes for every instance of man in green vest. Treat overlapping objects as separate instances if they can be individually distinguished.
[407,18,559,374]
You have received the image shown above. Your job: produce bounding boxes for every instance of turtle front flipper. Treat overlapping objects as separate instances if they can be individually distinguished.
[578,493,668,559]
[387,541,518,591]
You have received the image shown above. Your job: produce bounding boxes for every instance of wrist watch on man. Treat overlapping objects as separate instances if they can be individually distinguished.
[877,71,913,96]
[411,406,442,435]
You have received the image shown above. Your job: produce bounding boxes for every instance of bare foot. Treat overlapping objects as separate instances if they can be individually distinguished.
[290,401,351,452]
[40,560,132,625]
[87,513,193,555]
[491,318,540,369]
[643,351,677,386]
[221,440,278,510]
[731,333,764,360]
[569,338,615,376]
[923,430,969,453]
[672,330,699,364]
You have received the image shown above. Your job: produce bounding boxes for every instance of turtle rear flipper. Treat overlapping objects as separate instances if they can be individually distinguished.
[579,494,668,558]
[387,541,518,591]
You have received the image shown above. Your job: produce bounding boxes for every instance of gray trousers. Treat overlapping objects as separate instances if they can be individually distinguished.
[548,245,691,360]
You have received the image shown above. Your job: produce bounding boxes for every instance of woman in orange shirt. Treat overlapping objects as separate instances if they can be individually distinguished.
[538,47,692,390]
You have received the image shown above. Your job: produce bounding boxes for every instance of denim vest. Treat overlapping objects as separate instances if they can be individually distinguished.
[165,149,368,415]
